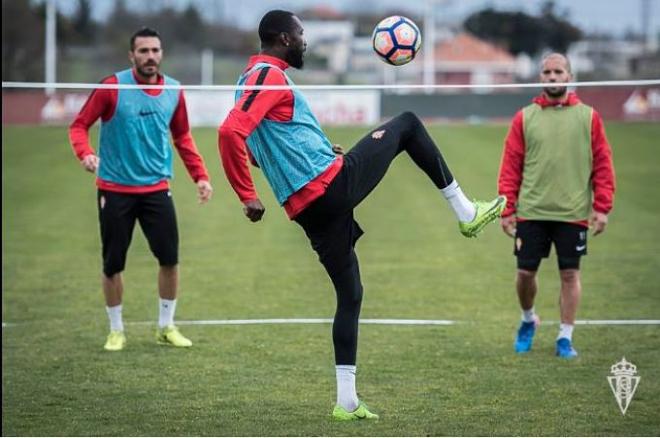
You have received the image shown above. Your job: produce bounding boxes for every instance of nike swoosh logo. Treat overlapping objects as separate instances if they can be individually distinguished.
[576,245,586,251]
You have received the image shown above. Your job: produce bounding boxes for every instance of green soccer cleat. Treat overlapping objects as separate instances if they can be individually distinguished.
[104,330,126,351]
[332,401,379,421]
[459,195,507,238]
[156,325,192,347]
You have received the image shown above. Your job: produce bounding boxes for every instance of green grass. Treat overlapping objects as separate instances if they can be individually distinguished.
[3,122,660,436]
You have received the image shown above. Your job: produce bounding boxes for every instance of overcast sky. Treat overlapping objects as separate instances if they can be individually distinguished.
[53,0,660,36]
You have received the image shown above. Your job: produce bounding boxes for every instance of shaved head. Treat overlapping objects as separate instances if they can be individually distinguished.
[541,53,572,74]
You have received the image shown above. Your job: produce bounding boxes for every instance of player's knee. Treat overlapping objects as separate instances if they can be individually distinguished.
[517,268,537,278]
[103,262,124,278]
[559,266,580,282]
[517,269,537,289]
[397,111,421,127]
[351,284,364,306]
[335,281,363,307]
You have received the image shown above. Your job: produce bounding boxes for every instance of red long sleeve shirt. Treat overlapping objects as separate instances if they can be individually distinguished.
[498,92,616,224]
[218,54,343,219]
[69,69,210,194]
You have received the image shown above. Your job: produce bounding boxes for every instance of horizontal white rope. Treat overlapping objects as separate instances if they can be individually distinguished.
[2,79,660,91]
[4,319,660,328]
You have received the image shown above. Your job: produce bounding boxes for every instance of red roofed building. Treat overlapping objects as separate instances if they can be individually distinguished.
[434,32,517,87]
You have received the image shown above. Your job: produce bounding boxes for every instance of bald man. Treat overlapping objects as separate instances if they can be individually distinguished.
[498,53,616,358]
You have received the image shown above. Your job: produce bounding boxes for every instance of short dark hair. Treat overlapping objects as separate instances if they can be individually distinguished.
[130,27,161,50]
[258,10,296,47]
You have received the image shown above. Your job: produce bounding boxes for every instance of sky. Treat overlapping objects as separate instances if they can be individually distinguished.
[52,0,660,37]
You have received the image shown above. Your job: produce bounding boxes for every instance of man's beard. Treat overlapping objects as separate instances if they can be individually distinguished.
[286,48,304,69]
[137,63,159,77]
[543,85,567,98]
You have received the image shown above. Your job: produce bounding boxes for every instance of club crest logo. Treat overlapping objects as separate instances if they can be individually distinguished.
[607,357,640,415]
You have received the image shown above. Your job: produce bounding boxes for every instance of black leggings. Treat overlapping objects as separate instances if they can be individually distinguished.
[295,112,454,365]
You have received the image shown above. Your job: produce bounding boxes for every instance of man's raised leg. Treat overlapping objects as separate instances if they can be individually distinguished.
[343,112,504,237]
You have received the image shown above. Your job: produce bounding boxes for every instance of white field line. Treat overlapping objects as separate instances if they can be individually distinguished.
[132,318,660,326]
[2,79,660,92]
[566,320,660,325]
[4,319,660,328]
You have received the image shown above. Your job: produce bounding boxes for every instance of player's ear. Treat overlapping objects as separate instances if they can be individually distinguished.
[280,32,290,47]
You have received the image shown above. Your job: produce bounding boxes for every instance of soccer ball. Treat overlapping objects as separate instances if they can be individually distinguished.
[372,16,422,66]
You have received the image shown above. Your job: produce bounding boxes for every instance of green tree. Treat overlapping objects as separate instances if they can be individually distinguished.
[73,0,96,42]
[464,1,582,56]
[3,0,43,81]
[2,0,73,81]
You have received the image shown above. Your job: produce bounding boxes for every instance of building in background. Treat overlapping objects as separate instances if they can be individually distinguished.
[568,39,647,79]
[432,32,517,87]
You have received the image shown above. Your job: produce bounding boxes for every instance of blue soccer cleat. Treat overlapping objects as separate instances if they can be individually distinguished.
[556,337,578,359]
[514,315,540,354]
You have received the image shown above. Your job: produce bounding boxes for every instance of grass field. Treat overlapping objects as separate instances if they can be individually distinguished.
[2,122,660,436]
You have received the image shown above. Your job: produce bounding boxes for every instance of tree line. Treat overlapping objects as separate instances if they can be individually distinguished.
[3,0,258,82]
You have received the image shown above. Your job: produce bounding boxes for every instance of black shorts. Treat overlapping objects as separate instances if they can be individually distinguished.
[98,189,179,276]
[514,220,587,271]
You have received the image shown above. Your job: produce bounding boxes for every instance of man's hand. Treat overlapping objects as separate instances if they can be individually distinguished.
[196,180,213,204]
[501,215,516,238]
[590,210,608,236]
[332,144,344,155]
[80,154,100,173]
[243,199,265,222]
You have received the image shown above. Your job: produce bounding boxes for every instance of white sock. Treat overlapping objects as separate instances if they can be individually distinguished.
[158,298,177,328]
[336,365,358,412]
[440,180,476,222]
[522,307,536,323]
[106,304,124,332]
[558,323,574,341]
